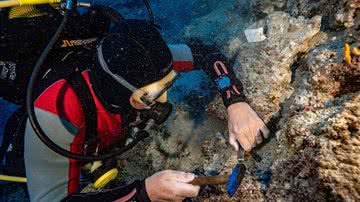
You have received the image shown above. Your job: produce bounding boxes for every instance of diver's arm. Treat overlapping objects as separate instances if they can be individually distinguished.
[168,44,247,107]
[168,43,270,152]
[62,180,150,202]
[64,170,200,202]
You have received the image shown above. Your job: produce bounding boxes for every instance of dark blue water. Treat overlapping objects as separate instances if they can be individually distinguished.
[79,0,197,43]
[169,70,215,124]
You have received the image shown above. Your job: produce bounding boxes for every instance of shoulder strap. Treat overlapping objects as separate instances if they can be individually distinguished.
[66,70,98,149]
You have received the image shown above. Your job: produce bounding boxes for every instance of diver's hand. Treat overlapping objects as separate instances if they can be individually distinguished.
[227,102,270,151]
[145,170,200,202]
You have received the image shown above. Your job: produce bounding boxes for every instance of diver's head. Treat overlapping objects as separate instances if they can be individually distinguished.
[92,20,175,113]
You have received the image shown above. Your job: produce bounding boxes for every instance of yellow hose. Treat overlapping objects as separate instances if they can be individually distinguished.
[18,0,60,5]
[9,5,46,19]
[0,0,61,8]
[0,0,19,8]
[0,175,27,183]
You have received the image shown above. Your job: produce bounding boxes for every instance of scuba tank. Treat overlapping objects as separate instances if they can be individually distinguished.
[0,3,110,104]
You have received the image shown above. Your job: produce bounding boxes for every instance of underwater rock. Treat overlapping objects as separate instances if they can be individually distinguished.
[269,40,360,201]
[185,11,324,122]
[207,95,227,121]
[266,148,326,201]
[286,0,360,29]
[232,12,323,123]
[286,0,322,18]
[245,0,360,29]
[318,94,360,201]
[335,0,360,28]
[250,0,287,18]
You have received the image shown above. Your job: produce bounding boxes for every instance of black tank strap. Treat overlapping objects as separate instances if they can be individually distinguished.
[66,70,98,153]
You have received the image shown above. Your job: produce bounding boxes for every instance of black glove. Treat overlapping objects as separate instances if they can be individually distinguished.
[186,38,247,107]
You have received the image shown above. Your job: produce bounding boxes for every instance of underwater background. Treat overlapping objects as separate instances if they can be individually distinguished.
[1,0,360,201]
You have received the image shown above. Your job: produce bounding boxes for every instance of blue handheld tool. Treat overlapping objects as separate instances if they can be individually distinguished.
[226,148,246,197]
[189,148,249,197]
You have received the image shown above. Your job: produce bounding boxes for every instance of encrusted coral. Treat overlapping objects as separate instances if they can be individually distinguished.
[267,149,325,201]
[318,95,360,200]
[335,0,360,28]
[268,40,360,201]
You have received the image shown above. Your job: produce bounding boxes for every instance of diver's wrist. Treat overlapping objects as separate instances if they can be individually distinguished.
[227,102,248,111]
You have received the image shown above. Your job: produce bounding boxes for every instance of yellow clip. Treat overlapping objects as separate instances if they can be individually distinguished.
[352,47,360,56]
[344,43,352,65]
[94,168,119,189]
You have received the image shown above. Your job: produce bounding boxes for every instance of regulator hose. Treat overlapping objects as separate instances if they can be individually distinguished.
[91,4,125,26]
[143,0,154,23]
[25,6,108,161]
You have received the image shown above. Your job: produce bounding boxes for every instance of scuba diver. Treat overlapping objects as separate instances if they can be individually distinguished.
[0,1,270,202]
